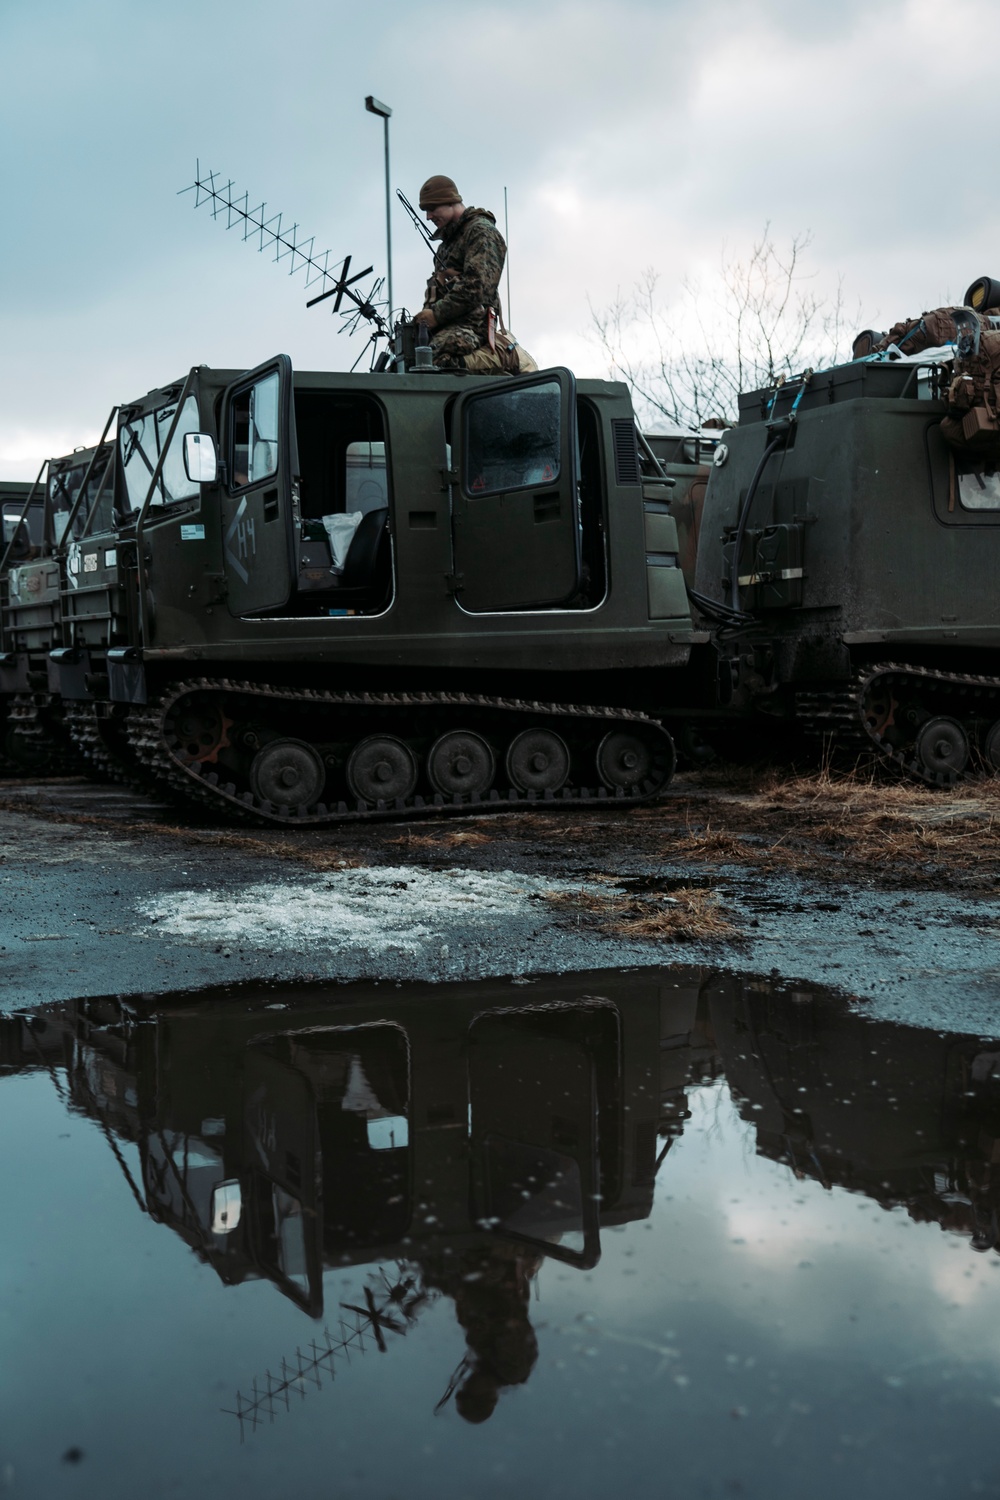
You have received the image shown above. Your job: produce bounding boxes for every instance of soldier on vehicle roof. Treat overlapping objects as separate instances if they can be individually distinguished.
[411,175,509,372]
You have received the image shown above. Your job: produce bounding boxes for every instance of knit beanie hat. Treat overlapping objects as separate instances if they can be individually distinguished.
[419,175,462,210]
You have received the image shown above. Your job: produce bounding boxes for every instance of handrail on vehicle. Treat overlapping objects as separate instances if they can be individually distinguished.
[59,405,120,546]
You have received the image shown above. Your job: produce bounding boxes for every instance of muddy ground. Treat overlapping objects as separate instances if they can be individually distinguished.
[1,764,998,1027]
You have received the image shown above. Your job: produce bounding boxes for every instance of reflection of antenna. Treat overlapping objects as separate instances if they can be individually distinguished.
[179,161,393,365]
[223,1265,436,1439]
[223,1316,369,1440]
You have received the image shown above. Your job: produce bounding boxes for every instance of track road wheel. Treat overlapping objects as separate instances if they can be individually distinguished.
[249,739,326,808]
[506,728,570,793]
[983,720,1000,773]
[596,726,675,794]
[914,717,969,779]
[426,731,495,798]
[346,736,418,804]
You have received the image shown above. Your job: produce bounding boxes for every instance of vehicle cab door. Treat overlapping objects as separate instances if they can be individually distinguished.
[244,1045,324,1315]
[220,355,298,616]
[450,368,581,611]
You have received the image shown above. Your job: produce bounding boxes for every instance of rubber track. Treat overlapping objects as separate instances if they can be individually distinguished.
[7,692,84,776]
[64,701,131,785]
[797,660,1000,787]
[126,677,675,828]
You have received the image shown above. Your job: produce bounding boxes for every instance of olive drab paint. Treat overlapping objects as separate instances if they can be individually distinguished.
[0,360,693,822]
[8,332,998,814]
[694,353,1000,782]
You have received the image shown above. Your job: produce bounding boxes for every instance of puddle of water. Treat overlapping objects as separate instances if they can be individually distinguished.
[4,968,1000,1498]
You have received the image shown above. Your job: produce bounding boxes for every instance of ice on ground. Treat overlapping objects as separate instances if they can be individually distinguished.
[137,866,573,955]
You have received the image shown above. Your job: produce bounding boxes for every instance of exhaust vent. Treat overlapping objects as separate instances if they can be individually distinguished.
[611,419,641,485]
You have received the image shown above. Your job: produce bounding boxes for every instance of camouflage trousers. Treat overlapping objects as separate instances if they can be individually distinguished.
[430,322,484,370]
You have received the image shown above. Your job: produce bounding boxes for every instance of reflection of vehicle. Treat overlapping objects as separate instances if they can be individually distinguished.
[16,969,1000,1274]
[9,360,699,820]
[0,969,714,1318]
[708,973,1000,1249]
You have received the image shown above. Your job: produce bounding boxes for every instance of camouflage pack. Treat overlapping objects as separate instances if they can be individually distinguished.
[875,306,962,357]
[941,317,1000,454]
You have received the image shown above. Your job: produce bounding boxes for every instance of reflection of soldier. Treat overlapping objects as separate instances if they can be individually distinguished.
[425,1243,542,1423]
[411,175,508,372]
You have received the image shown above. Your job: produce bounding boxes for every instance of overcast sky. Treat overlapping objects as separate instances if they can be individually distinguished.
[2,0,998,476]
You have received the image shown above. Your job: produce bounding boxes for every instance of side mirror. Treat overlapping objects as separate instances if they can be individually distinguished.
[183,432,218,484]
[210,1179,242,1235]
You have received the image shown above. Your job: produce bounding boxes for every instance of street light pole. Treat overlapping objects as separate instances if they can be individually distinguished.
[364,95,393,321]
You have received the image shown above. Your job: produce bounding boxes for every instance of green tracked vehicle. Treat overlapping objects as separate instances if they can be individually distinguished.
[0,441,114,770]
[694,347,1000,784]
[51,359,700,824]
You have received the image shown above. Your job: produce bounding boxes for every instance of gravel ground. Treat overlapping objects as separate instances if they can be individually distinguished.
[1,771,998,1028]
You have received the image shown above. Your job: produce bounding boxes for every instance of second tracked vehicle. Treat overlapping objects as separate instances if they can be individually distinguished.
[694,312,1000,785]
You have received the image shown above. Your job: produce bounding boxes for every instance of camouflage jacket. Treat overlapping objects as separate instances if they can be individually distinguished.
[424,207,506,342]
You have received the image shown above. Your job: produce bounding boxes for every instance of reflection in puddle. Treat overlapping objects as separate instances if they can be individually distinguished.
[6,969,1000,1495]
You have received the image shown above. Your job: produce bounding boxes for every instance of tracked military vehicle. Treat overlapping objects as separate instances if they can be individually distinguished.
[0,440,115,770]
[694,296,1000,785]
[45,360,698,824]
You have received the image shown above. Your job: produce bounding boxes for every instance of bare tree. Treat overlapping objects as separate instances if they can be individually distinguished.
[589,228,855,430]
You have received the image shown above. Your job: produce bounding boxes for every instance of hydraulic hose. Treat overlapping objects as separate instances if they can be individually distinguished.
[686,585,754,632]
[730,434,784,615]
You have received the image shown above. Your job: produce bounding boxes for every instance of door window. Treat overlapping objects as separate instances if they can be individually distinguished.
[463,379,561,496]
[957,460,1000,511]
[231,371,280,490]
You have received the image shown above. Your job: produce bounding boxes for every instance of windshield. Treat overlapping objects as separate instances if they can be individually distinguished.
[49,448,115,541]
[119,395,201,513]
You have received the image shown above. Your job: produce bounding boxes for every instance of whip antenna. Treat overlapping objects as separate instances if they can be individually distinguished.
[504,185,511,326]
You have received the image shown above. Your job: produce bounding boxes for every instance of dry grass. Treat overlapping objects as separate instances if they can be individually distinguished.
[656,763,1000,881]
[386,827,494,850]
[3,759,998,890]
[538,883,738,944]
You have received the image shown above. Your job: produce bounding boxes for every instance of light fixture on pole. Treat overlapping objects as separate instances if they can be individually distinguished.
[365,95,393,320]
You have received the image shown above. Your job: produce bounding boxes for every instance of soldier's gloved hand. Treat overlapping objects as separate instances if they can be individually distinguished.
[412,308,437,329]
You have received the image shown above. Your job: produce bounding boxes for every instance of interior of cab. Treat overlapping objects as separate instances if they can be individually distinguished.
[292,392,392,615]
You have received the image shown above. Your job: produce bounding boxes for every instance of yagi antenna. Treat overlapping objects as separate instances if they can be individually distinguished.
[179,160,394,361]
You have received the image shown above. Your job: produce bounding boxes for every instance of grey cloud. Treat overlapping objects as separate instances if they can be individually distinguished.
[1,0,997,472]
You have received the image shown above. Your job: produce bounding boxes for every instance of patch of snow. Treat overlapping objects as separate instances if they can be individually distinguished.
[136,865,574,956]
